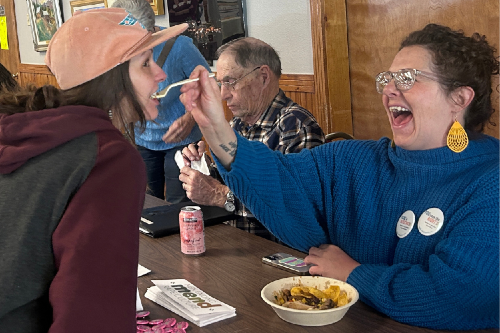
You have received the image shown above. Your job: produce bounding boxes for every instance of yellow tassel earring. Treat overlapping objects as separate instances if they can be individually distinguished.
[447,119,468,153]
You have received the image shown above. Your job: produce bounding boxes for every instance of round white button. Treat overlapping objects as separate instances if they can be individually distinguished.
[418,208,444,236]
[396,210,415,238]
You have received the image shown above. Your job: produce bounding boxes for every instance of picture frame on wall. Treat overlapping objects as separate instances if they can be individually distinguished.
[26,0,63,52]
[149,0,165,15]
[70,0,108,15]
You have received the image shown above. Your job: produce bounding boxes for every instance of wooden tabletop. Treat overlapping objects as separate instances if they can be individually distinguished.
[139,195,498,333]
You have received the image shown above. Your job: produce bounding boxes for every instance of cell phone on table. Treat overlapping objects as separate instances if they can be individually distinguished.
[262,253,312,275]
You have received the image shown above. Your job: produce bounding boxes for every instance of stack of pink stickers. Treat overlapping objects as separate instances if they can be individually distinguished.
[136,310,189,333]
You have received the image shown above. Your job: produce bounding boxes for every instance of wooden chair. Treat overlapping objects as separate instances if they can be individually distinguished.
[325,132,354,142]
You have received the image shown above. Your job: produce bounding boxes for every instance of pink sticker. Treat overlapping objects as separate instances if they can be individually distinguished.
[175,322,189,329]
[149,319,164,325]
[136,310,150,318]
[170,328,186,333]
[163,318,176,327]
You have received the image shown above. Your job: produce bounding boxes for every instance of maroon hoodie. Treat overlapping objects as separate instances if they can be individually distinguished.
[0,105,146,333]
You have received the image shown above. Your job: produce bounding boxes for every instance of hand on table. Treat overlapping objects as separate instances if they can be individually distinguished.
[304,244,361,282]
[182,141,206,167]
[179,167,227,207]
[162,112,196,143]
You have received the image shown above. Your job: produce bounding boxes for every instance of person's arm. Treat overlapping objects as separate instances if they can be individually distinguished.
[349,182,499,330]
[49,131,146,333]
[304,244,361,282]
[217,134,330,249]
[162,111,196,143]
[180,67,237,169]
[180,67,328,248]
[179,167,229,207]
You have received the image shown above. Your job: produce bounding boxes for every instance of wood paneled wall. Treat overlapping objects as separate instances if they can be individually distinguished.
[0,0,20,76]
[18,65,323,132]
[322,0,353,135]
[344,0,499,139]
[18,64,59,88]
[17,0,500,142]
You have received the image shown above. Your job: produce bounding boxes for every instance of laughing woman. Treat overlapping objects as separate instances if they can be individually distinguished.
[0,9,186,333]
[180,24,499,330]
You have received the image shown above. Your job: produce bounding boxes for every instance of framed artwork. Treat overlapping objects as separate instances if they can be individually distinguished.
[70,0,108,15]
[149,0,165,15]
[26,0,63,52]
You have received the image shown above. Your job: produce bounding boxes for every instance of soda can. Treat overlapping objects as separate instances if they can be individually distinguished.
[179,206,205,256]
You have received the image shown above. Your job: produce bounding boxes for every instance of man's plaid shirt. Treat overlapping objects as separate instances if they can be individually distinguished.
[230,89,325,153]
[224,89,325,241]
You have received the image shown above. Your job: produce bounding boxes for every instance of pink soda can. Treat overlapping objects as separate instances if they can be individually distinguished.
[179,206,205,256]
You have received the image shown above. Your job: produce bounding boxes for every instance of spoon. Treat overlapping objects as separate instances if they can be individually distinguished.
[151,73,216,99]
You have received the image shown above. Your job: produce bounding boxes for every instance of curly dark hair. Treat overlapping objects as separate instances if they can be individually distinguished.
[400,23,499,133]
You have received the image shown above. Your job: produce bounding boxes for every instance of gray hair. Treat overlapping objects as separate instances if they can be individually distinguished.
[216,37,282,78]
[111,0,155,32]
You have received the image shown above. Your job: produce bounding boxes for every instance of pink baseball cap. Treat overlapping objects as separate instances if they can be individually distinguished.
[45,8,187,90]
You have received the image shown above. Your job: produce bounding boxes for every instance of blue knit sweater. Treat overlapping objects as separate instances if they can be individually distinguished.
[215,133,499,330]
[134,35,210,150]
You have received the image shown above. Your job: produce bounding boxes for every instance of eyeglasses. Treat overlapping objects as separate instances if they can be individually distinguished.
[375,68,440,94]
[217,66,261,91]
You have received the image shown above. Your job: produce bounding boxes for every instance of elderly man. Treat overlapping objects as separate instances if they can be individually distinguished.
[180,37,324,241]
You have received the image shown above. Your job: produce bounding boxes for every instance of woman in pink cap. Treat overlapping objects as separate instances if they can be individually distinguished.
[0,8,186,333]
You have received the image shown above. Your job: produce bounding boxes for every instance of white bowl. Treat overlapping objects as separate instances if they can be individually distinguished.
[261,276,359,326]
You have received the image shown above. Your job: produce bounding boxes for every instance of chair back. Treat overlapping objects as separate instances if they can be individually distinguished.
[325,132,355,142]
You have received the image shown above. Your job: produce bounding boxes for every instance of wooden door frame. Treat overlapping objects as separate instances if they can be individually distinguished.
[309,0,353,135]
[0,0,21,80]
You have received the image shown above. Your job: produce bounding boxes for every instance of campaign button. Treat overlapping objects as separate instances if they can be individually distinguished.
[396,210,415,238]
[418,208,444,236]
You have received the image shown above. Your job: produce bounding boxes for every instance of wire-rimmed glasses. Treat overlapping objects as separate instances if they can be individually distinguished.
[217,66,262,91]
[375,68,440,94]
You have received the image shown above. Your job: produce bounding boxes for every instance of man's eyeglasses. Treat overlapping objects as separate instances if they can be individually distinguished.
[375,68,440,94]
[217,66,261,91]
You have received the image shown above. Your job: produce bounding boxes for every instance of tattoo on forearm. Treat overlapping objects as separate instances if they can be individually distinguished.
[219,140,237,157]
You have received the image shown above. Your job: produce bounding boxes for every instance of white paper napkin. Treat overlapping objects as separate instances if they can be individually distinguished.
[138,264,151,277]
[174,150,210,175]
[136,288,143,311]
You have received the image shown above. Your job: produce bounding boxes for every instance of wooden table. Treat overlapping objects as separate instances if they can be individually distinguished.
[139,195,498,333]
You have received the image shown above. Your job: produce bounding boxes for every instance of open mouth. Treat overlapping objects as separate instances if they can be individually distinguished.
[150,90,161,103]
[389,106,413,126]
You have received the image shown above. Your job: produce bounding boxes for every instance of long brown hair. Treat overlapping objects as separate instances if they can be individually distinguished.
[0,62,146,140]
